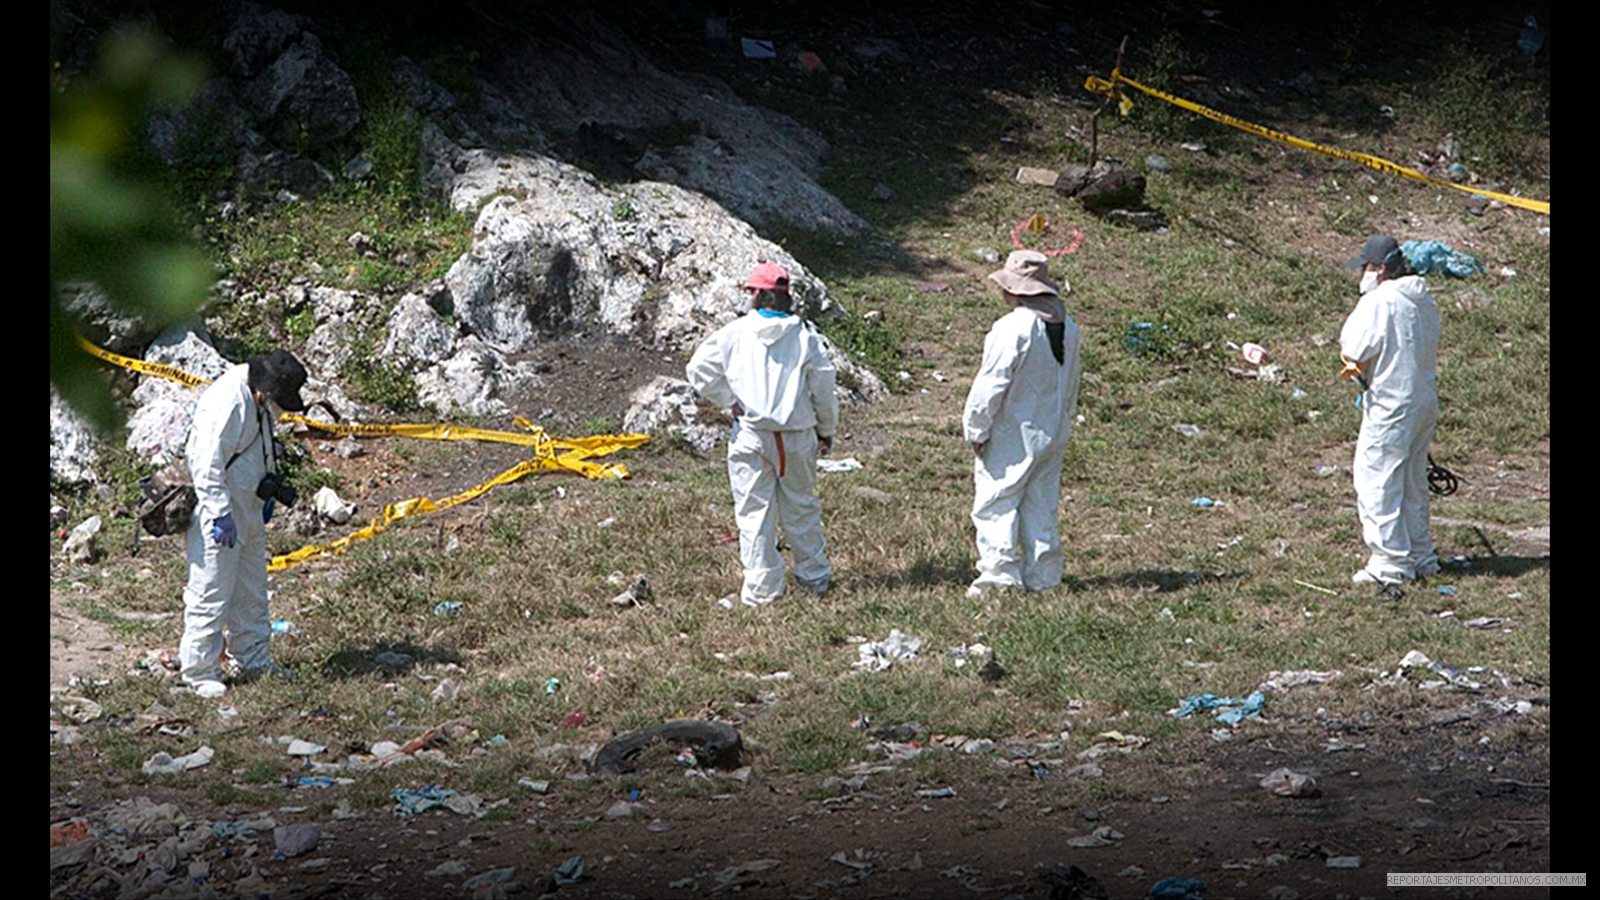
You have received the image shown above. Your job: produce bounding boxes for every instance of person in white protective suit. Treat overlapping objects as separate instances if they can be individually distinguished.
[179,349,308,698]
[686,262,839,606]
[964,251,1082,599]
[1339,235,1441,586]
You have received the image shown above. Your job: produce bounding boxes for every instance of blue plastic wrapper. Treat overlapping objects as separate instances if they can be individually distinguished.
[1170,691,1265,725]
[1150,877,1206,899]
[553,856,585,885]
[1401,240,1484,278]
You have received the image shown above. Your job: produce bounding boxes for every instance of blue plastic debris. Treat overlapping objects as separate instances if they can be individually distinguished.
[1402,240,1484,279]
[487,734,509,747]
[1438,586,1458,596]
[553,856,585,886]
[432,601,465,618]
[295,776,336,788]
[629,789,641,802]
[271,619,299,636]
[1190,498,1216,507]
[1150,877,1206,899]
[391,785,459,816]
[1169,692,1265,725]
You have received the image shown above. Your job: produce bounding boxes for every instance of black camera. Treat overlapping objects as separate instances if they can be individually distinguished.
[256,473,299,508]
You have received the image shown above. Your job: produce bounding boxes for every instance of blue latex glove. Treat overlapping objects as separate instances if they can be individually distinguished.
[210,513,237,548]
[262,498,276,524]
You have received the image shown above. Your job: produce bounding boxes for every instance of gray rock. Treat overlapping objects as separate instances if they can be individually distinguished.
[1054,161,1116,197]
[1076,168,1147,210]
[1144,154,1172,171]
[50,388,100,485]
[237,150,336,199]
[65,515,102,564]
[414,337,540,418]
[870,182,894,202]
[623,376,722,453]
[58,282,155,355]
[342,154,373,180]
[51,502,69,529]
[971,247,1002,264]
[301,287,377,375]
[1104,208,1166,231]
[241,31,362,149]
[273,822,320,858]
[126,323,232,465]
[334,438,365,459]
[379,293,457,370]
[223,2,311,79]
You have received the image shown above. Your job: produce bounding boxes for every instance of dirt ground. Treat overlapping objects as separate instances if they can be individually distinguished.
[50,705,1551,899]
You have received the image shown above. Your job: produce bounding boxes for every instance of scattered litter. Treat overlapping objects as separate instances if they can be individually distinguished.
[1259,670,1341,692]
[1174,424,1204,438]
[553,856,586,885]
[740,37,776,59]
[611,576,653,608]
[1325,856,1362,869]
[1211,728,1232,742]
[519,778,551,793]
[313,486,355,524]
[1401,240,1484,278]
[1290,387,1306,400]
[1169,692,1265,725]
[1146,154,1173,171]
[1150,876,1207,898]
[1190,497,1215,507]
[916,787,955,799]
[932,370,949,382]
[597,517,616,529]
[1158,607,1176,622]
[391,785,485,817]
[427,860,469,878]
[142,745,214,775]
[1500,267,1517,277]
[1065,825,1124,847]
[759,671,794,682]
[1438,585,1457,596]
[1260,767,1319,798]
[1181,142,1207,152]
[594,719,742,775]
[1117,865,1146,878]
[1078,731,1150,759]
[273,823,320,858]
[432,601,464,617]
[54,695,103,724]
[271,619,300,635]
[1462,617,1505,630]
[50,820,91,847]
[286,740,325,757]
[1398,650,1482,690]
[606,800,646,819]
[940,865,983,879]
[854,629,922,671]
[545,677,562,694]
[819,457,864,473]
[1241,342,1268,365]
[1325,739,1366,752]
[431,678,460,703]
[1292,580,1338,596]
[716,595,736,610]
[1312,464,1339,477]
[1016,167,1062,187]
[561,711,587,728]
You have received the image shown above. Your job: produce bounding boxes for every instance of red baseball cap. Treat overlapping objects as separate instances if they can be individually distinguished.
[742,262,791,291]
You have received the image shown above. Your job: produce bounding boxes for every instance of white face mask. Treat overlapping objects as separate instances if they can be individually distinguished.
[1359,270,1380,294]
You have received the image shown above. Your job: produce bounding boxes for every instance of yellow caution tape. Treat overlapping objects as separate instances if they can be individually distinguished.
[1085,71,1550,215]
[75,334,213,388]
[73,334,648,568]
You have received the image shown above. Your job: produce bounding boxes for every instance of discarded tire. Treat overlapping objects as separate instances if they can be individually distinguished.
[592,719,742,775]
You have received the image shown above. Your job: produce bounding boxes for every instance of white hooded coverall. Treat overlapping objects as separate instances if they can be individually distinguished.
[687,310,839,605]
[180,364,274,683]
[965,306,1082,591]
[1340,274,1441,583]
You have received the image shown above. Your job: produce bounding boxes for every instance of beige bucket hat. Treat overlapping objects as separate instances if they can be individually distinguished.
[987,250,1068,296]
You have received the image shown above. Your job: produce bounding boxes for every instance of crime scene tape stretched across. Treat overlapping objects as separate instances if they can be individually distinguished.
[1084,71,1549,215]
[74,334,649,570]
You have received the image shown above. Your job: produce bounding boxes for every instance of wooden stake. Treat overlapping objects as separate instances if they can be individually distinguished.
[1088,36,1129,168]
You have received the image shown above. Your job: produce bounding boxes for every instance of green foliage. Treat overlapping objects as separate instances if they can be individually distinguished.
[1132,32,1190,142]
[278,442,341,499]
[285,306,316,341]
[610,199,637,221]
[362,92,425,203]
[818,304,904,387]
[1429,44,1549,177]
[340,327,423,414]
[52,27,213,431]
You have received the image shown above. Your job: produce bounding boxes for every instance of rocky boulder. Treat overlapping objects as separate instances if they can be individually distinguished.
[378,293,457,371]
[415,8,863,235]
[126,323,232,466]
[622,376,722,453]
[237,25,361,150]
[58,282,156,356]
[301,287,381,376]
[50,388,99,485]
[413,336,542,419]
[443,166,885,404]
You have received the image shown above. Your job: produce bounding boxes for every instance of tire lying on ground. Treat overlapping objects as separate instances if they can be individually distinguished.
[591,719,742,775]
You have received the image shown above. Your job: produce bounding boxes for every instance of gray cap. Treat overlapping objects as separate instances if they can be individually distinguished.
[1345,234,1403,270]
